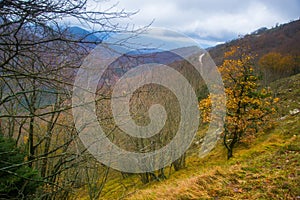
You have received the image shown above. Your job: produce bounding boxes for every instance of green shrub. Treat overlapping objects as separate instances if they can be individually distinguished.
[0,134,41,199]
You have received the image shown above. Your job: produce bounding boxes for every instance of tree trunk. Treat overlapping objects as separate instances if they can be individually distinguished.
[172,153,186,171]
[227,148,233,159]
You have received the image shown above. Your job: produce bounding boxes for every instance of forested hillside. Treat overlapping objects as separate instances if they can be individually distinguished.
[209,19,300,66]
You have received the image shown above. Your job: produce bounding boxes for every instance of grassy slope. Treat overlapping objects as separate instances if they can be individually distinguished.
[125,74,300,200]
[127,116,299,199]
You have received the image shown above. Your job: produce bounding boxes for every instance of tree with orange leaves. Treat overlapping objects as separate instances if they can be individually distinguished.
[199,47,278,159]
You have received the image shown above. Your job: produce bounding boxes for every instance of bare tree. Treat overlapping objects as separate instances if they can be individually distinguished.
[0,0,142,199]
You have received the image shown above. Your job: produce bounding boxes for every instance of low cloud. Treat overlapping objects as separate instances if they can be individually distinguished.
[88,0,300,47]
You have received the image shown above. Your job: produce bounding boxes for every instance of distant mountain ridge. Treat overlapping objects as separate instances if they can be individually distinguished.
[67,26,111,43]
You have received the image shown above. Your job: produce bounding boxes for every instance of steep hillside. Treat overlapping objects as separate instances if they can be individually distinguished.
[124,74,300,200]
[270,73,300,116]
[208,19,300,66]
[74,76,299,200]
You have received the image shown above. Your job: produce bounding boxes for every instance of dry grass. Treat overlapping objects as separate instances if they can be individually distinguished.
[126,114,300,200]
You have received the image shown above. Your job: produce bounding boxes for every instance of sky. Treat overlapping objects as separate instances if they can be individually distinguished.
[85,0,300,48]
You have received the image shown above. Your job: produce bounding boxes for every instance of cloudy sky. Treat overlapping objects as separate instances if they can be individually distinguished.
[86,0,300,47]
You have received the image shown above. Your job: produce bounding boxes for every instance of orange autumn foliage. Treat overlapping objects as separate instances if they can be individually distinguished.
[199,46,278,159]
